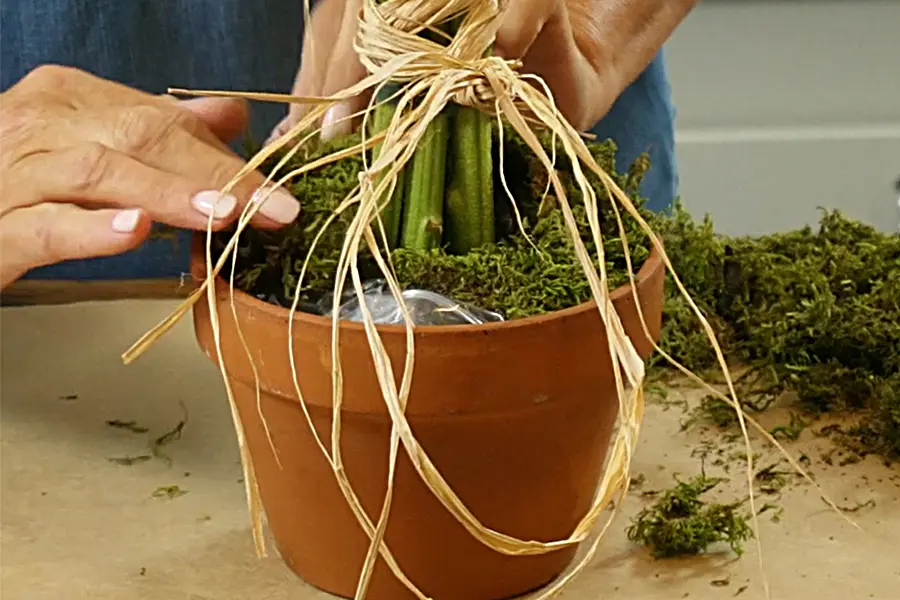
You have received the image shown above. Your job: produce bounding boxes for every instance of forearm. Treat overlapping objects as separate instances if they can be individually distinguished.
[575,0,699,93]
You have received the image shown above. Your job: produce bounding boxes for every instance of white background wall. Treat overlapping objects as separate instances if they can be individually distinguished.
[664,0,900,235]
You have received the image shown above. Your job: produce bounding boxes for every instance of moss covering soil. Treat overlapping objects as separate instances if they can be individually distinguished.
[221,127,655,319]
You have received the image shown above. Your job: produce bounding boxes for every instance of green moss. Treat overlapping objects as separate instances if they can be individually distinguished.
[222,126,655,318]
[653,205,900,457]
[626,474,753,558]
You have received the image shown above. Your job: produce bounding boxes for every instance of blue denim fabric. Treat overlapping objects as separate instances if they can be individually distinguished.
[0,1,676,281]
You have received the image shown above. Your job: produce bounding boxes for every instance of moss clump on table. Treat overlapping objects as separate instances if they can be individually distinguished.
[652,207,900,458]
[222,126,656,320]
[626,474,754,558]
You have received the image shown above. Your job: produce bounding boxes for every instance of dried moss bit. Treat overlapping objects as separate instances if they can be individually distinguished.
[754,463,794,496]
[106,419,149,434]
[757,502,785,523]
[683,397,740,430]
[626,474,754,559]
[152,485,187,499]
[770,413,807,442]
[150,406,188,466]
[108,455,152,466]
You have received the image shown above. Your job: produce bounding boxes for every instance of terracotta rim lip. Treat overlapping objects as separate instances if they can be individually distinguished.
[191,233,664,335]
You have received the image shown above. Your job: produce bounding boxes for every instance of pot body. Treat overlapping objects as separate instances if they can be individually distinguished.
[192,245,665,600]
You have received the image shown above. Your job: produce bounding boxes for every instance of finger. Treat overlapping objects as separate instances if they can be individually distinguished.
[494,0,561,60]
[496,0,596,130]
[8,143,240,231]
[0,204,151,288]
[177,97,249,144]
[272,0,348,142]
[318,0,369,141]
[159,96,246,153]
[74,106,301,227]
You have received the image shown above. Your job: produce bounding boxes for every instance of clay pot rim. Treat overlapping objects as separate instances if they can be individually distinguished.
[191,234,663,335]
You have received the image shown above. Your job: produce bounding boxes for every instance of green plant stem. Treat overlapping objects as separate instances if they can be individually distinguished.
[371,87,405,249]
[399,112,449,250]
[446,105,494,253]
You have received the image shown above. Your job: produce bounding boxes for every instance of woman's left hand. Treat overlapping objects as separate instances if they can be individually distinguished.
[270,0,697,141]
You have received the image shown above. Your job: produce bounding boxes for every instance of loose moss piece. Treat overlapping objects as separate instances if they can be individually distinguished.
[836,499,875,513]
[152,485,187,500]
[152,419,185,450]
[150,415,186,466]
[754,463,793,496]
[770,413,807,442]
[757,502,785,523]
[108,455,152,466]
[627,474,754,558]
[683,397,740,430]
[106,419,149,434]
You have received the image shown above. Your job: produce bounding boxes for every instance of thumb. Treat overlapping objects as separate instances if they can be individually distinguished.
[178,97,250,143]
[317,0,368,141]
[268,0,366,145]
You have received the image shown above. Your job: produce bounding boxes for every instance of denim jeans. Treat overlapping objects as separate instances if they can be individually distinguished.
[0,0,677,281]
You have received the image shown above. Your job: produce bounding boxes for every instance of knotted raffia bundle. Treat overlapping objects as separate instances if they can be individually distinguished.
[123,1,853,598]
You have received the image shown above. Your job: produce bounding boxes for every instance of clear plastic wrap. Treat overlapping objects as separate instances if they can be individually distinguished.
[323,280,505,326]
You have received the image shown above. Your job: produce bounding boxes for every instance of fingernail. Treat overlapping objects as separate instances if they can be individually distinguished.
[252,187,301,224]
[321,102,352,142]
[191,190,238,219]
[112,209,142,233]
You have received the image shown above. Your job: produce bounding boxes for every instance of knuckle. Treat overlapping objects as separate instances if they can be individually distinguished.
[169,108,204,137]
[21,64,78,90]
[67,142,113,194]
[112,105,176,156]
[211,162,242,188]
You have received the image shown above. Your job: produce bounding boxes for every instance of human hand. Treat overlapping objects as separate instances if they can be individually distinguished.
[270,0,696,141]
[0,65,302,289]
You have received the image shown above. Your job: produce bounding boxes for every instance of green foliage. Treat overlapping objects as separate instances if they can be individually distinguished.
[626,474,754,558]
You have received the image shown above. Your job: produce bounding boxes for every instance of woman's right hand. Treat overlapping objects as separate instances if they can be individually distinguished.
[0,65,302,289]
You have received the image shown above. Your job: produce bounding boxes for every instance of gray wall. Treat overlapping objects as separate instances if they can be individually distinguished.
[665,0,900,235]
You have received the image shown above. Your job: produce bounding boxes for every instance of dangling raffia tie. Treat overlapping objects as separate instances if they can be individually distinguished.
[122,1,855,598]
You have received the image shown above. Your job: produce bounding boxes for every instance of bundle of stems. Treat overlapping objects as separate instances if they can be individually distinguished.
[121,1,854,598]
[372,16,495,254]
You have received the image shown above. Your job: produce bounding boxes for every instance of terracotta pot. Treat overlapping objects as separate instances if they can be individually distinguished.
[191,238,665,600]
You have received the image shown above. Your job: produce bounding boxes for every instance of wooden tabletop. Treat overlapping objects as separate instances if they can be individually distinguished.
[1,300,897,600]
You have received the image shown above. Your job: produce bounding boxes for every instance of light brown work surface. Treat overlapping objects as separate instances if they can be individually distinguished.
[2,301,897,600]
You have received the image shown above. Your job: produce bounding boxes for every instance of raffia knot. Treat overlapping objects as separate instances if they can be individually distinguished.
[355,0,513,111]
[448,55,521,110]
